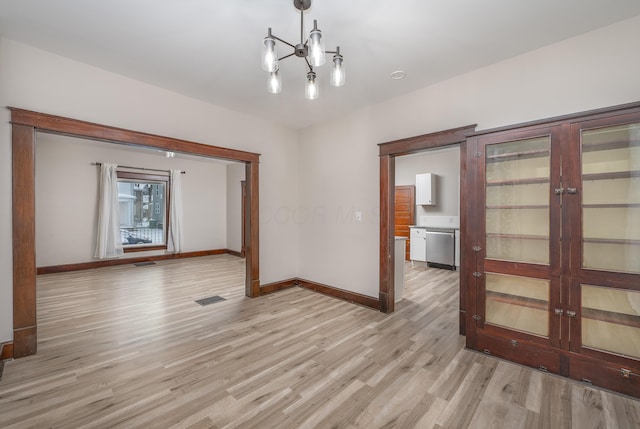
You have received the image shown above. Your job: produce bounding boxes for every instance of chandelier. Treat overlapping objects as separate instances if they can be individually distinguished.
[261,0,345,99]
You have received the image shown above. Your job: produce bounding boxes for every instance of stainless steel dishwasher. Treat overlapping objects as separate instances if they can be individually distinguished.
[425,228,456,269]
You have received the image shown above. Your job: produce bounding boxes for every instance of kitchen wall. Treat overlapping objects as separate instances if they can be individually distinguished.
[395,146,460,223]
[0,37,300,343]
[297,15,640,298]
[35,132,231,267]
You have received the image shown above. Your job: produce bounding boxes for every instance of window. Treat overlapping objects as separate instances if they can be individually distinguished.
[117,171,169,251]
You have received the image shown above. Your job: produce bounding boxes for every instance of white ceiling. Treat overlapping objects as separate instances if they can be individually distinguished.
[2,0,640,130]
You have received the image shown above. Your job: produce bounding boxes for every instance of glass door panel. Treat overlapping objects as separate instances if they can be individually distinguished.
[486,236,548,265]
[581,123,640,274]
[581,284,640,360]
[485,136,550,264]
[486,182,549,206]
[485,273,549,337]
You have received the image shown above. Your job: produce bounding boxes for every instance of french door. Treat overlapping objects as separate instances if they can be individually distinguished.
[467,107,640,395]
[472,126,563,370]
[565,114,640,393]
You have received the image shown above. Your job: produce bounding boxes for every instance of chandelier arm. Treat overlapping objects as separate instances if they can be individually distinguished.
[270,34,296,49]
[304,57,313,73]
[278,52,296,61]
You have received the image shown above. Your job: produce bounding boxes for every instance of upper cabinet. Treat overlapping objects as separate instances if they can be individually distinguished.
[416,173,437,205]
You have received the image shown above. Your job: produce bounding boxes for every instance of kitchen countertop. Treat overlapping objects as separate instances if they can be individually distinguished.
[410,225,459,230]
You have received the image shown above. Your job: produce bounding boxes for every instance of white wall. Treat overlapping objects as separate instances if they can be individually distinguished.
[0,37,300,343]
[226,162,245,253]
[297,16,640,298]
[395,146,460,221]
[35,133,230,266]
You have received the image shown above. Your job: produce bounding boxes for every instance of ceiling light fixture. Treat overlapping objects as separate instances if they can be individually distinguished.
[390,70,406,80]
[262,0,344,100]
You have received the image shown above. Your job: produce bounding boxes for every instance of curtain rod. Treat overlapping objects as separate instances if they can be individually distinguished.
[92,162,186,174]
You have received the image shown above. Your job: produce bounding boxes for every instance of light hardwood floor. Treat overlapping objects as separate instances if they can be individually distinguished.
[1,255,639,428]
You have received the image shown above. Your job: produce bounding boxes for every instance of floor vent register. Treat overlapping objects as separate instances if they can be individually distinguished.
[195,296,226,306]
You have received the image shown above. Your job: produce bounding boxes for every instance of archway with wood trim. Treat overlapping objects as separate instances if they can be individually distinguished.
[10,108,261,358]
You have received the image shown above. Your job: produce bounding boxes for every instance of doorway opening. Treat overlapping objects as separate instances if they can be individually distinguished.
[10,108,261,358]
[378,125,476,334]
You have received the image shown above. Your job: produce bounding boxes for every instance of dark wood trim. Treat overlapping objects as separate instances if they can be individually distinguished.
[379,155,394,313]
[460,137,482,348]
[259,277,380,311]
[13,327,36,359]
[36,249,228,275]
[459,141,469,337]
[260,278,299,295]
[379,125,476,327]
[10,108,261,358]
[226,249,245,258]
[569,353,640,399]
[297,279,380,310]
[1,342,13,360]
[378,124,477,156]
[467,101,640,137]
[9,107,260,163]
[245,161,260,298]
[241,180,246,258]
[12,124,37,359]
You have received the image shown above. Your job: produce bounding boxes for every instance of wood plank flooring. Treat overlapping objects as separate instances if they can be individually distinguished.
[1,255,639,428]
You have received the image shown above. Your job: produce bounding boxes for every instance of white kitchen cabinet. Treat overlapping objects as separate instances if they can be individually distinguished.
[409,227,427,262]
[415,173,436,205]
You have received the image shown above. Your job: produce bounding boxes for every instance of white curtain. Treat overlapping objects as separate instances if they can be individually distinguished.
[94,163,123,259]
[168,169,184,253]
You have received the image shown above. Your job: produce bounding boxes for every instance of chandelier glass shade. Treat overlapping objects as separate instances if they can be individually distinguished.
[261,0,344,99]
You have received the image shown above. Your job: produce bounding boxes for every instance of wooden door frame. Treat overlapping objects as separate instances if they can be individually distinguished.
[10,107,261,358]
[378,124,476,315]
[241,180,247,258]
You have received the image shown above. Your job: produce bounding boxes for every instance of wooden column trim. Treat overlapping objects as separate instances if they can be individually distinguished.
[12,124,37,358]
[379,155,395,313]
[458,141,468,336]
[245,161,260,298]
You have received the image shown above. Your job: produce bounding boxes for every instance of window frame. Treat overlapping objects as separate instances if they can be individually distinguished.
[116,170,170,253]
